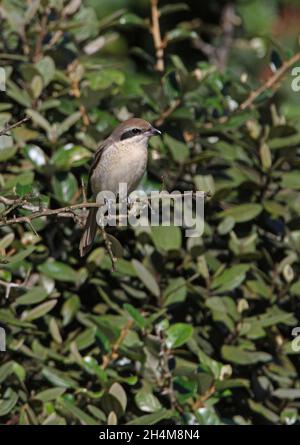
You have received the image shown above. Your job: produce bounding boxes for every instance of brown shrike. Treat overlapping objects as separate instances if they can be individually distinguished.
[79,118,161,256]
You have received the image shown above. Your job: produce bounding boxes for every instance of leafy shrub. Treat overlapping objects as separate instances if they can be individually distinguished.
[0,0,300,425]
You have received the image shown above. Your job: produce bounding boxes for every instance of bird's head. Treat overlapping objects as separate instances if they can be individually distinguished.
[112,118,161,145]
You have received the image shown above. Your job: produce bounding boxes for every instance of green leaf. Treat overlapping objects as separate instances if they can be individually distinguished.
[166,28,197,44]
[82,356,107,383]
[38,260,77,282]
[132,260,160,297]
[195,407,221,425]
[42,367,77,388]
[166,323,194,348]
[57,112,82,137]
[159,3,190,16]
[26,109,52,133]
[164,134,189,163]
[281,172,300,189]
[75,327,96,350]
[0,134,16,161]
[248,399,279,423]
[163,277,187,306]
[36,56,56,86]
[23,144,47,167]
[206,296,239,332]
[222,345,272,365]
[124,303,147,329]
[109,383,127,414]
[269,133,300,149]
[151,225,182,251]
[31,75,43,99]
[218,204,262,223]
[1,246,35,265]
[212,265,249,292]
[35,387,66,402]
[21,299,57,321]
[51,172,78,203]
[51,145,91,170]
[217,216,235,235]
[0,233,14,250]
[87,69,124,90]
[272,388,300,400]
[61,295,80,326]
[0,391,18,416]
[60,398,98,425]
[135,388,162,413]
[126,409,175,425]
[119,13,146,27]
[15,286,48,306]
[0,361,26,383]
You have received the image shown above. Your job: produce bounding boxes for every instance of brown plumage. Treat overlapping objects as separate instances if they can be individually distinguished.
[79,118,160,257]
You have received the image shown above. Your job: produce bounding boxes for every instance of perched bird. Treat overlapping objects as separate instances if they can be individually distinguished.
[79,118,161,257]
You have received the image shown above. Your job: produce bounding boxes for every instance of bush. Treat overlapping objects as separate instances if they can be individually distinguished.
[0,0,300,425]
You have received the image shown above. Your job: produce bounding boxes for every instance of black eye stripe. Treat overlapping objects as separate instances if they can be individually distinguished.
[120,128,142,140]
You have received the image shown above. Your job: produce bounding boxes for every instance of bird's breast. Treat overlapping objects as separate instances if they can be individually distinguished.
[91,140,148,196]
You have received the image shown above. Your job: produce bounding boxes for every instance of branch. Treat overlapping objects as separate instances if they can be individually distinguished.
[0,193,208,271]
[0,116,31,137]
[0,269,31,299]
[99,225,117,272]
[150,0,164,72]
[0,202,102,228]
[239,52,300,110]
[155,99,181,126]
[193,3,236,71]
[0,192,209,229]
[101,320,134,369]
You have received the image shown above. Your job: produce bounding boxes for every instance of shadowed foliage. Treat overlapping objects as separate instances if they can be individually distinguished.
[0,0,300,425]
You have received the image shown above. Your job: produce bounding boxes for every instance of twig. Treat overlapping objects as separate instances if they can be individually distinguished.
[0,117,31,137]
[239,52,300,110]
[0,202,104,228]
[150,0,164,72]
[101,320,134,369]
[155,99,181,126]
[0,192,208,229]
[99,222,117,272]
[0,193,208,270]
[192,383,216,410]
[33,13,48,62]
[156,326,183,413]
[0,269,31,299]
[193,3,236,71]
[216,3,235,71]
[81,178,87,204]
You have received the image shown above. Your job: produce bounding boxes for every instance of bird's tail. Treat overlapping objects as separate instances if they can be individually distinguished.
[79,207,98,257]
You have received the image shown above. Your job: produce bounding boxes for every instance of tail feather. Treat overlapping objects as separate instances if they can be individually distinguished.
[79,207,98,257]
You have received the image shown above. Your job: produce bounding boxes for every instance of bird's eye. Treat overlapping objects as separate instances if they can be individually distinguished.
[121,128,142,140]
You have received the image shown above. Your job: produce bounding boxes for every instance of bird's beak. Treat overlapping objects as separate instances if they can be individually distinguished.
[150,127,161,136]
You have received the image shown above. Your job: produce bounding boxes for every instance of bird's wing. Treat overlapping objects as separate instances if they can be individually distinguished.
[87,137,110,195]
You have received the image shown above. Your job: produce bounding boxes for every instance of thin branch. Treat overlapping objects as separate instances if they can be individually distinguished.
[191,383,216,410]
[155,99,181,126]
[0,193,208,271]
[150,0,164,72]
[0,202,103,228]
[81,177,87,204]
[0,193,208,229]
[239,52,300,110]
[101,320,134,369]
[0,269,31,299]
[0,117,31,137]
[99,225,117,272]
[193,3,236,71]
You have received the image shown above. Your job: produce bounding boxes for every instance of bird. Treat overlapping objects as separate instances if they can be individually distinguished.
[79,117,161,257]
